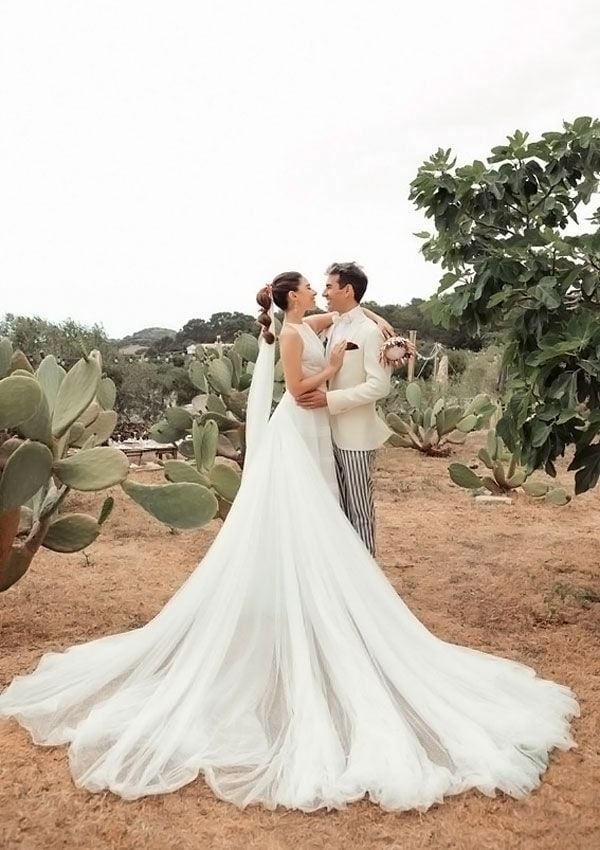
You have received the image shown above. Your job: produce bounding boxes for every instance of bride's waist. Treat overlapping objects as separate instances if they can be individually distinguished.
[281,384,328,404]
[279,390,330,417]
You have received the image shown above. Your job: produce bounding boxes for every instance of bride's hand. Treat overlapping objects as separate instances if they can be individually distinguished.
[329,341,347,372]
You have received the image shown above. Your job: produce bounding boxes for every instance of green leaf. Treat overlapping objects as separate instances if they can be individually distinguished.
[226,350,243,386]
[456,414,478,432]
[0,337,13,379]
[477,448,494,469]
[387,413,410,435]
[98,496,115,526]
[233,333,259,363]
[192,420,205,471]
[96,377,117,410]
[189,361,207,392]
[36,355,66,414]
[486,428,498,459]
[582,271,598,297]
[547,372,575,400]
[18,383,53,447]
[163,459,211,486]
[388,434,413,448]
[463,394,492,417]
[209,463,241,502]
[533,276,561,310]
[405,382,422,408]
[73,409,118,448]
[206,394,228,415]
[226,390,248,421]
[438,272,460,293]
[53,446,129,491]
[481,476,504,495]
[51,352,102,438]
[177,439,195,459]
[149,420,181,444]
[560,267,582,288]
[0,375,43,430]
[42,514,100,553]
[199,411,239,432]
[506,469,526,488]
[568,444,600,494]
[200,420,219,470]
[0,440,54,516]
[437,406,463,435]
[79,400,101,428]
[492,460,508,489]
[530,419,552,448]
[545,487,571,506]
[165,406,194,431]
[121,480,218,529]
[521,480,549,498]
[486,290,509,309]
[448,463,481,489]
[573,116,593,134]
[207,359,233,395]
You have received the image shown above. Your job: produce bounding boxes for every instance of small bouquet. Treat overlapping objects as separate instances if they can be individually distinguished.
[379,335,415,367]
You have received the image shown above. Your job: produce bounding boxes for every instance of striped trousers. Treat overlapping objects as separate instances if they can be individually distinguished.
[333,446,377,556]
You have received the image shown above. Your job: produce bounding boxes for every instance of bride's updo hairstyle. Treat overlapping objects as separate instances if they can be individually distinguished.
[256,271,302,344]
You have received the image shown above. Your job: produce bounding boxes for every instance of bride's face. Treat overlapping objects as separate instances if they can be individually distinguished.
[288,278,317,313]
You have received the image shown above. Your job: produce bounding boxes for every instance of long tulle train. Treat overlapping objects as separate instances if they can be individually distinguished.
[0,398,579,810]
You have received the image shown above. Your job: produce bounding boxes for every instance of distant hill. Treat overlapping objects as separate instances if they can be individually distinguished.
[117,327,177,347]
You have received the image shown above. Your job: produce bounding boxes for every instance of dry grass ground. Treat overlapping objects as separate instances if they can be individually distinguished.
[0,436,598,850]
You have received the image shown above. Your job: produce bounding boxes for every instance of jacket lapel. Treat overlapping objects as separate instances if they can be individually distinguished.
[327,308,365,357]
[345,309,367,343]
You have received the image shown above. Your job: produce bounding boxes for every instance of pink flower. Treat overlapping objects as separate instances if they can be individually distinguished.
[379,336,416,367]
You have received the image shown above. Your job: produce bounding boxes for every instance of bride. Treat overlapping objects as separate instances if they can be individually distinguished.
[0,272,579,812]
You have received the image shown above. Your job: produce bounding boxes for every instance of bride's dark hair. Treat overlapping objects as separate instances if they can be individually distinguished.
[256,271,303,344]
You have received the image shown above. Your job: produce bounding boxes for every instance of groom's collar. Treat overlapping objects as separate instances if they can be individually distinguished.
[337,305,363,323]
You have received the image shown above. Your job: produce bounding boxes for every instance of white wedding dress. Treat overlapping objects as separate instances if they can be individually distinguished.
[0,321,579,812]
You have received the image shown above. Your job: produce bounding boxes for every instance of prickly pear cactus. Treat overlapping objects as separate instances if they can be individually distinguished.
[386,385,495,456]
[147,332,263,518]
[150,416,242,522]
[448,428,571,505]
[0,337,221,591]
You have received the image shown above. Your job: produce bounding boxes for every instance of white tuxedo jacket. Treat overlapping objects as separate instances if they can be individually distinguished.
[325,310,392,451]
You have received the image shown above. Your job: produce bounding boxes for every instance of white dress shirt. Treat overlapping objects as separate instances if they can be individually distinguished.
[327,306,362,354]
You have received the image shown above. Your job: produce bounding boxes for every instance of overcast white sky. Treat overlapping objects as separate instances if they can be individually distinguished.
[1,1,598,338]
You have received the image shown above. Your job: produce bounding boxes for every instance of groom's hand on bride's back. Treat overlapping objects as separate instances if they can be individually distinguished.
[297,390,328,409]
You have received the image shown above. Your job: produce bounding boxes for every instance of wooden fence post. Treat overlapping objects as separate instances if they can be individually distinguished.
[407,330,417,382]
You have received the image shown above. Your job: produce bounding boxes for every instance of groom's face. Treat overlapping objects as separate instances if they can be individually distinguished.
[323,274,353,313]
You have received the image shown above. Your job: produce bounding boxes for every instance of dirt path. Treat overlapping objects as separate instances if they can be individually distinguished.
[1,438,597,850]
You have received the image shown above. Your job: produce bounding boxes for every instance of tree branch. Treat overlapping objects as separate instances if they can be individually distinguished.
[464,211,514,236]
[527,178,572,217]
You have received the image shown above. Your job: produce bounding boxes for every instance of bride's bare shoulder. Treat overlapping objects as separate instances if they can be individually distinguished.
[279,324,302,338]
[278,326,305,363]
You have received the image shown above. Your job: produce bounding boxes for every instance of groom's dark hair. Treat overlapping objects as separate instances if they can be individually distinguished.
[326,262,368,302]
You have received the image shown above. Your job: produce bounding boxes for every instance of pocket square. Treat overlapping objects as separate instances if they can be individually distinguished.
[345,341,359,350]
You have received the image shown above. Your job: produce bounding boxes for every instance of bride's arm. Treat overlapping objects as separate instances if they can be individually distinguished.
[361,306,394,338]
[304,308,394,338]
[302,312,337,333]
[279,328,342,399]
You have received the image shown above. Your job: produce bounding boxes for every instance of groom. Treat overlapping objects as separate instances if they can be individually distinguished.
[297,262,391,556]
